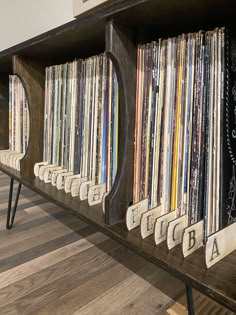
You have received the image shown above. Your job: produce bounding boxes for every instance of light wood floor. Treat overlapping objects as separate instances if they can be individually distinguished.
[0,171,185,315]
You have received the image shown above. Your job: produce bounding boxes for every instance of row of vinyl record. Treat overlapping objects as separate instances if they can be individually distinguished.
[126,26,236,268]
[34,54,119,205]
[0,76,29,170]
[127,26,236,268]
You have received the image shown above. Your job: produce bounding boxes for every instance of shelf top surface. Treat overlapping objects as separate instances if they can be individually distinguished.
[0,163,236,312]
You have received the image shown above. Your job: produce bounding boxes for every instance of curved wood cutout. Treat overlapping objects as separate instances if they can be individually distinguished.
[0,78,9,150]
[105,19,137,225]
[13,56,45,179]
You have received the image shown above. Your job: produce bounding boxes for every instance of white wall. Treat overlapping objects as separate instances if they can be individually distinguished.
[0,0,75,51]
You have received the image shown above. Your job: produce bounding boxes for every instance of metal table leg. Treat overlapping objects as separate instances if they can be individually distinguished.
[186,284,195,315]
[6,178,21,230]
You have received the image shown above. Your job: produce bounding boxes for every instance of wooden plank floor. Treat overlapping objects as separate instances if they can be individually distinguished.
[0,171,187,314]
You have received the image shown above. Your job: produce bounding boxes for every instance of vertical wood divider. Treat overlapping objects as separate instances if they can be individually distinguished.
[105,19,137,225]
[0,78,9,150]
[13,56,45,179]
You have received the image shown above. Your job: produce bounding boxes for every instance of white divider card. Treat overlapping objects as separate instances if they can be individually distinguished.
[8,153,16,167]
[0,151,4,163]
[7,152,18,167]
[167,214,188,250]
[34,161,49,177]
[71,177,88,197]
[13,156,18,170]
[9,153,20,168]
[102,192,109,213]
[154,210,176,245]
[0,149,10,156]
[1,151,8,164]
[80,180,95,201]
[56,171,73,190]
[1,150,12,164]
[15,154,23,167]
[7,153,15,167]
[43,166,62,183]
[4,152,11,164]
[51,169,68,187]
[39,164,55,180]
[126,199,149,231]
[88,183,106,206]
[4,151,17,166]
[12,154,19,169]
[7,152,15,164]
[0,150,9,164]
[205,221,236,268]
[140,206,162,239]
[10,154,16,168]
[6,154,11,167]
[16,156,22,171]
[13,154,24,170]
[182,220,204,258]
[64,174,81,193]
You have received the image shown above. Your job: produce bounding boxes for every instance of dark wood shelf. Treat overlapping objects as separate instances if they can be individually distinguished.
[1,163,236,312]
[1,0,236,313]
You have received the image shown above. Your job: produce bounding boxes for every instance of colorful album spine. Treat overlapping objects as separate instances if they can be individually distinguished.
[37,53,119,199]
[9,76,12,151]
[131,27,232,241]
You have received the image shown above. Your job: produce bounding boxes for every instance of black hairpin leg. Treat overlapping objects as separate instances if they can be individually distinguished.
[186,284,195,315]
[6,178,21,230]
